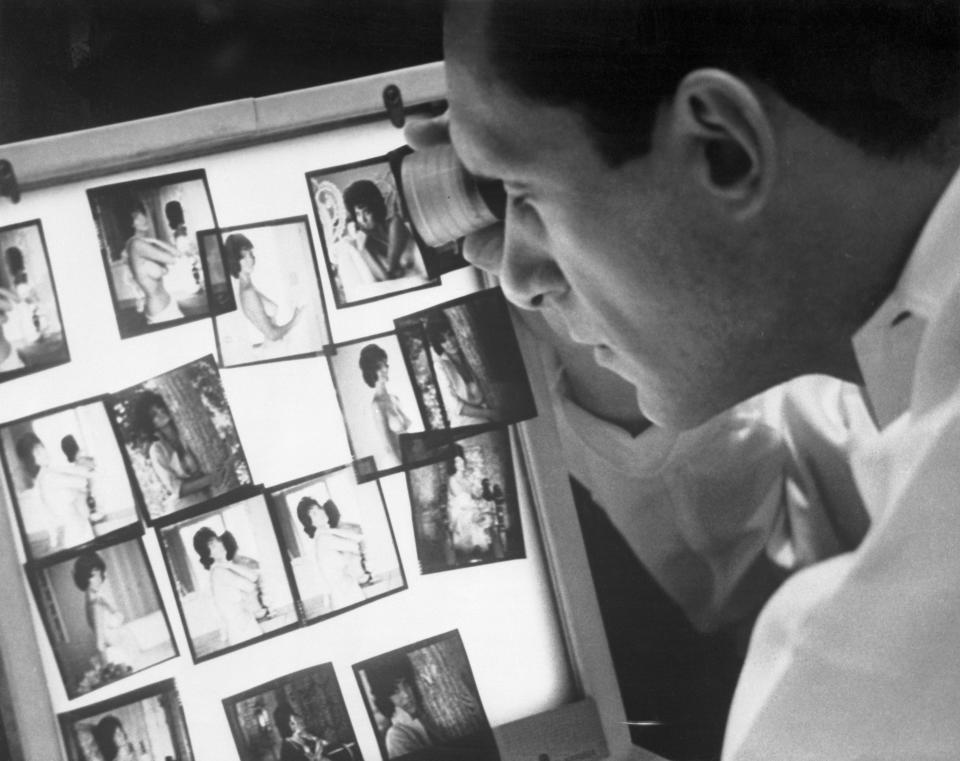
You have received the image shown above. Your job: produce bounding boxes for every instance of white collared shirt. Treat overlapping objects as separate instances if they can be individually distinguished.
[723,167,960,760]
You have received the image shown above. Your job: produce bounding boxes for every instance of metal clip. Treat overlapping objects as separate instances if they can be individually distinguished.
[382,84,405,128]
[0,160,20,203]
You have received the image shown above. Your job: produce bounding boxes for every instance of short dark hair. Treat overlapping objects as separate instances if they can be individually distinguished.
[73,551,107,591]
[4,246,24,276]
[14,432,43,478]
[484,0,960,164]
[367,653,417,719]
[192,527,237,570]
[92,715,124,761]
[223,233,253,278]
[359,343,389,387]
[274,703,299,739]
[343,180,387,224]
[117,193,147,236]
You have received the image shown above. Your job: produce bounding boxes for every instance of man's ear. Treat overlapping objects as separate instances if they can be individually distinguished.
[670,69,776,217]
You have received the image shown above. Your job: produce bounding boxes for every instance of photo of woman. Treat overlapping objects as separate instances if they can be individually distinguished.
[269,466,405,623]
[87,171,217,338]
[354,631,496,761]
[395,288,537,433]
[327,333,425,480]
[198,217,332,367]
[109,356,252,522]
[1,399,139,559]
[59,679,195,761]
[405,428,526,574]
[307,158,438,308]
[28,534,177,699]
[158,493,298,661]
[223,663,362,761]
[0,220,69,382]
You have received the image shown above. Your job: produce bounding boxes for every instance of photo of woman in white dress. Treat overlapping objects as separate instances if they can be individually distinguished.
[295,497,367,613]
[444,445,493,562]
[192,527,266,648]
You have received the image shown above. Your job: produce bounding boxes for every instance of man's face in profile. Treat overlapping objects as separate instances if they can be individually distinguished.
[443,1,767,429]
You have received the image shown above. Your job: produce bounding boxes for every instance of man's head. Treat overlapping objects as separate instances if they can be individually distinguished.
[443,0,960,428]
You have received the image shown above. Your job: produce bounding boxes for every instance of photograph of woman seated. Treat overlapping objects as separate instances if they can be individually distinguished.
[202,221,331,366]
[0,221,69,380]
[61,680,194,761]
[30,539,176,698]
[406,429,525,574]
[223,663,361,761]
[159,494,297,659]
[1,402,140,560]
[356,632,495,761]
[269,467,405,622]
[192,527,268,647]
[87,172,215,338]
[110,356,251,521]
[308,163,434,307]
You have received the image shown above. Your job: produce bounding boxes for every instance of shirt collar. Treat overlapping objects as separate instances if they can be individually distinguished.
[852,167,960,429]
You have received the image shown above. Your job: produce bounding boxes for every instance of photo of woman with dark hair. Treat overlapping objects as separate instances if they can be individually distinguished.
[60,679,194,761]
[13,430,97,551]
[72,551,136,678]
[308,159,436,307]
[222,232,303,345]
[158,493,297,660]
[191,527,266,647]
[131,390,235,515]
[110,356,251,521]
[359,343,412,469]
[295,497,366,611]
[87,171,216,338]
[273,703,329,761]
[444,445,493,561]
[425,312,496,428]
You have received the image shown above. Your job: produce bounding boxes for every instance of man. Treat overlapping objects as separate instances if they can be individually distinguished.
[420,1,960,758]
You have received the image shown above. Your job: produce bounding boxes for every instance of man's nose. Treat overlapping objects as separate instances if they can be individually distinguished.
[498,221,567,311]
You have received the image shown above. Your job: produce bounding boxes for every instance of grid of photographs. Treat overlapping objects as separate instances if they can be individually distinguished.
[25,530,178,699]
[88,171,219,339]
[58,679,194,761]
[268,465,405,623]
[395,289,537,433]
[3,148,544,761]
[403,428,525,574]
[223,663,362,761]
[354,630,498,761]
[0,398,140,560]
[0,219,69,383]
[108,355,253,523]
[197,216,332,368]
[306,156,439,308]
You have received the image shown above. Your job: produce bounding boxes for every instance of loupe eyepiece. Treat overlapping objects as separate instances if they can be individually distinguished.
[390,145,506,250]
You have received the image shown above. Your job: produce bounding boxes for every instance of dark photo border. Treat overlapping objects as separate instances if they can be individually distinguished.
[197,215,334,370]
[305,154,440,309]
[24,526,179,700]
[0,218,71,383]
[154,488,301,664]
[267,463,407,626]
[57,678,194,761]
[87,169,220,340]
